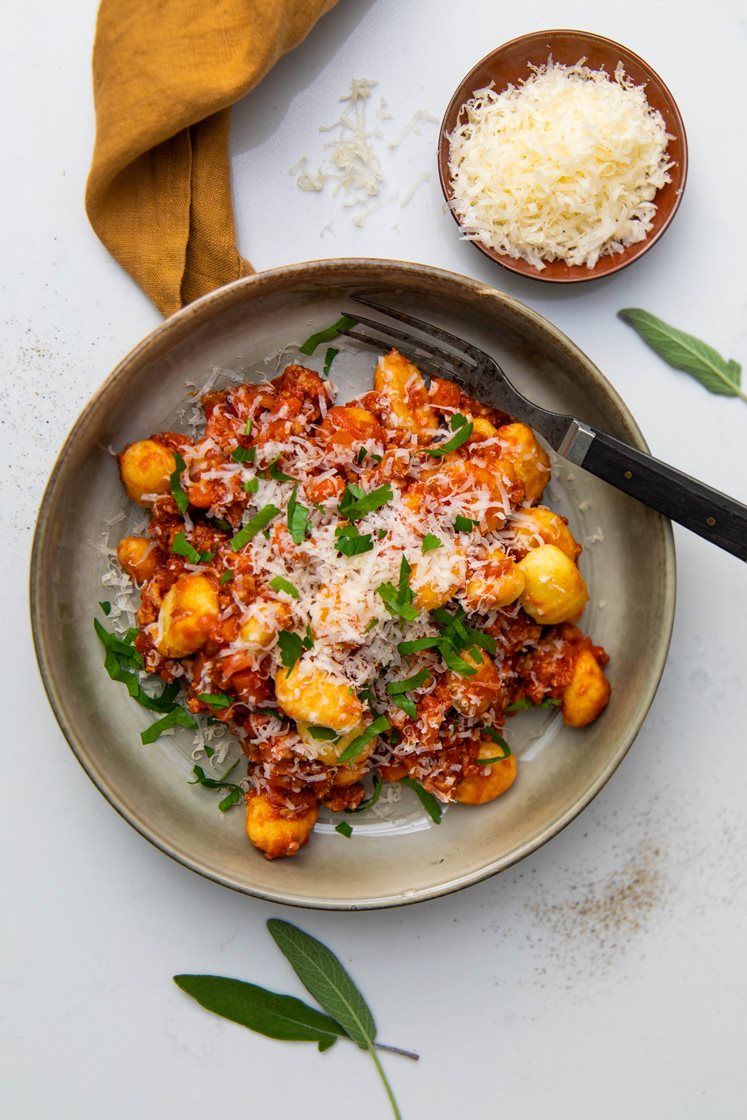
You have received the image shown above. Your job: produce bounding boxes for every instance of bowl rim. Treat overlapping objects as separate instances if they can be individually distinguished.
[30,257,676,908]
[437,28,689,283]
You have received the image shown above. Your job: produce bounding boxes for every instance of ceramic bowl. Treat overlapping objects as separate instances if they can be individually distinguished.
[438,29,688,282]
[31,259,675,908]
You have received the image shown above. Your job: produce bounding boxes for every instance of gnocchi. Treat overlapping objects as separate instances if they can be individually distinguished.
[109,343,609,860]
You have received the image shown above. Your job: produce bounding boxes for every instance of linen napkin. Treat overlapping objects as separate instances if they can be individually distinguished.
[85,0,339,317]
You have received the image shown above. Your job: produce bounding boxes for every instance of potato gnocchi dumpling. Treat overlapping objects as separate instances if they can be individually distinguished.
[111,346,610,860]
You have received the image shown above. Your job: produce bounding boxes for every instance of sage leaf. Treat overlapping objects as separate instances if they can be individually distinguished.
[173,974,346,1051]
[619,308,746,403]
[267,919,376,1050]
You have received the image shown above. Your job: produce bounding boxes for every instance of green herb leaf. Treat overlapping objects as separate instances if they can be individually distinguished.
[171,531,203,564]
[424,420,473,457]
[505,696,560,712]
[231,504,281,551]
[619,308,746,402]
[98,600,112,615]
[376,582,419,622]
[346,773,383,814]
[141,707,197,744]
[363,618,378,634]
[267,459,296,483]
[173,974,346,1050]
[323,346,340,376]
[397,636,440,656]
[303,623,314,649]
[391,694,417,720]
[438,640,477,677]
[335,524,374,556]
[244,418,253,436]
[94,618,145,668]
[243,477,259,494]
[357,446,368,465]
[219,569,234,585]
[287,483,310,545]
[308,725,340,741]
[169,451,189,513]
[218,788,243,811]
[267,919,376,1049]
[189,762,243,810]
[336,716,391,765]
[232,445,256,463]
[338,482,393,522]
[400,777,443,823]
[335,821,353,838]
[478,727,511,760]
[386,669,430,696]
[197,693,232,709]
[450,412,469,430]
[299,316,355,356]
[269,576,300,599]
[278,630,304,674]
[421,534,442,553]
[98,621,182,712]
[453,514,478,533]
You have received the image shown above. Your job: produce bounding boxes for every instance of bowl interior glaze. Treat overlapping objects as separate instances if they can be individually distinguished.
[31,259,675,908]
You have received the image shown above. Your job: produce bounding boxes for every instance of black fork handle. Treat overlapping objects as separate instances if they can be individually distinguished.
[580,428,747,560]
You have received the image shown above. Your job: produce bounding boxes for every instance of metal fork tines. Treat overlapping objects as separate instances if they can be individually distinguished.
[335,295,747,561]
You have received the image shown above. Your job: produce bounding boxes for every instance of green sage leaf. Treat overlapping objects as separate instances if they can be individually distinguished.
[619,308,746,402]
[173,974,346,1050]
[267,920,376,1050]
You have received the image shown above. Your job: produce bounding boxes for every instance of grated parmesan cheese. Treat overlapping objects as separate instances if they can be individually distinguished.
[447,59,673,269]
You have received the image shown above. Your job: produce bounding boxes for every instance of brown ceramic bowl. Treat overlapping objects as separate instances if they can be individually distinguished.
[438,29,688,282]
[31,259,675,908]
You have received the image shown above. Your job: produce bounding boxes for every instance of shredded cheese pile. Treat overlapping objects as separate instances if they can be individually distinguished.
[447,59,673,269]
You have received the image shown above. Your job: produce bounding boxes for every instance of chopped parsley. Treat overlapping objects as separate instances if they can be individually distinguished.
[219,569,234,585]
[400,777,443,823]
[336,716,391,765]
[338,482,393,522]
[171,531,213,564]
[169,451,189,514]
[266,459,295,483]
[376,555,418,622]
[278,629,310,674]
[421,534,442,553]
[356,446,368,465]
[287,483,310,545]
[299,315,355,356]
[386,669,430,695]
[308,726,340,741]
[141,706,197,745]
[98,600,112,616]
[189,762,244,811]
[323,346,340,376]
[230,504,281,551]
[269,576,300,599]
[335,523,374,556]
[335,820,353,838]
[453,514,478,532]
[346,772,383,814]
[232,445,256,464]
[197,693,233,709]
[424,416,473,457]
[506,696,561,711]
[243,478,259,494]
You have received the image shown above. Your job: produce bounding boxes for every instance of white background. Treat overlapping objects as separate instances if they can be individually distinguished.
[2,1,746,1117]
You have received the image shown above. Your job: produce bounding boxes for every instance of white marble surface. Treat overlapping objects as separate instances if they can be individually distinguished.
[2,1,746,1116]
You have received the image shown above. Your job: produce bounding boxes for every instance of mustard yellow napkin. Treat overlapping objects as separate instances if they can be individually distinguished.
[85,0,339,316]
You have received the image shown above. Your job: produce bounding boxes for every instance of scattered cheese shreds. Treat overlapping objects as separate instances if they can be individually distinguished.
[447,59,673,269]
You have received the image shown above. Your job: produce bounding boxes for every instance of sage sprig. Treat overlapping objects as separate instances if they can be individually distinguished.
[175,919,416,1120]
[619,308,746,403]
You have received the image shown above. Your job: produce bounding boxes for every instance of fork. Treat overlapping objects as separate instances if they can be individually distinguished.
[340,295,747,561]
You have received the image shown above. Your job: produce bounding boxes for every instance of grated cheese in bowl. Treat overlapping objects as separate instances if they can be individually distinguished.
[447,59,674,270]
